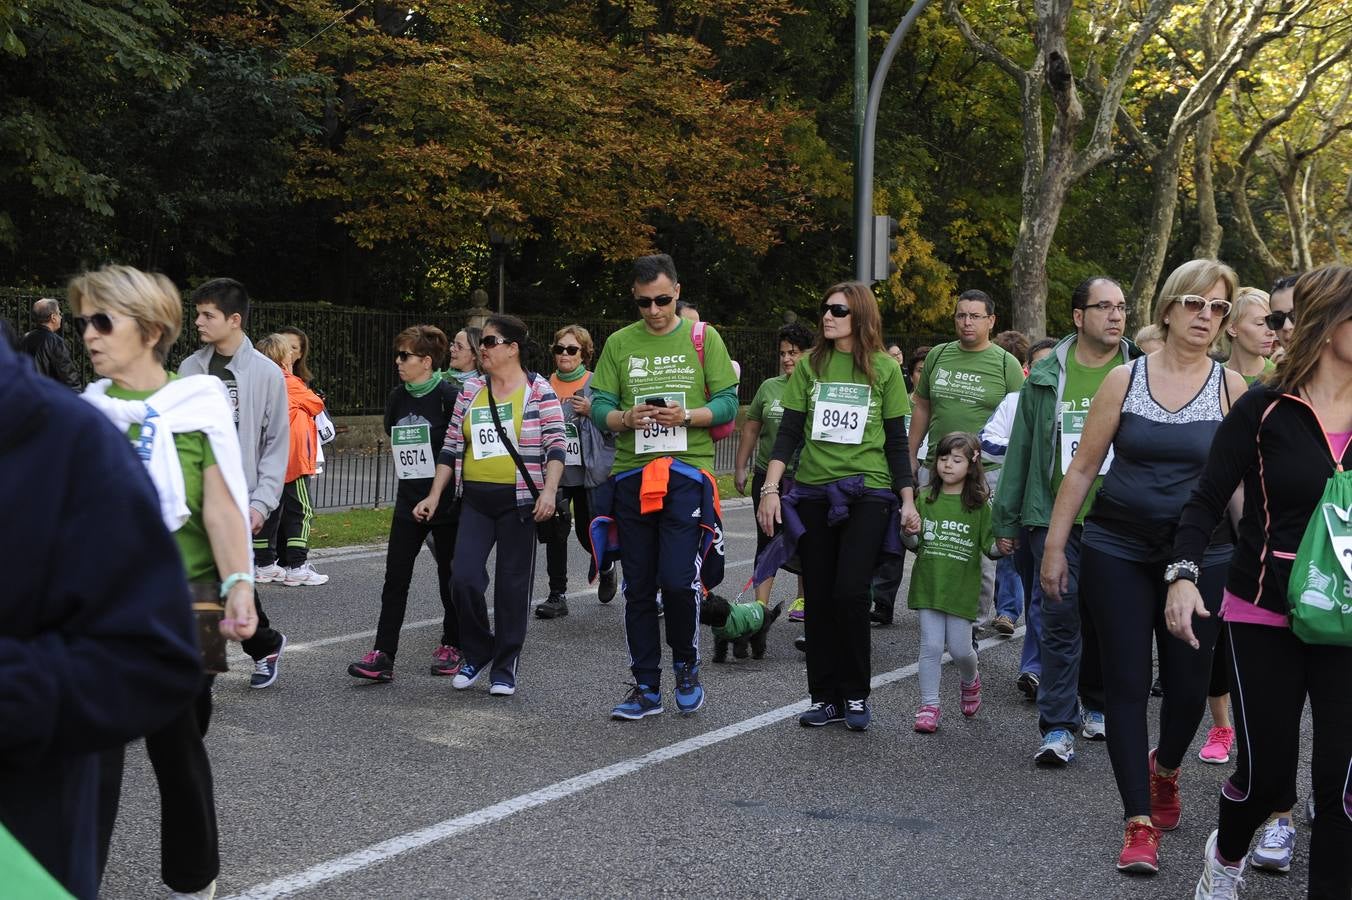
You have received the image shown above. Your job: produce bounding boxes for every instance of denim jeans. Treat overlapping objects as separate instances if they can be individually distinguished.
[994,554,1024,622]
[1027,525,1105,735]
[1016,530,1040,676]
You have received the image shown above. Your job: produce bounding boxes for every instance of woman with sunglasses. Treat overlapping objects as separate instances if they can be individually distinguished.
[72,265,258,900]
[1041,258,1249,876]
[535,325,618,619]
[415,315,565,696]
[1170,265,1352,899]
[756,282,919,732]
[347,326,464,683]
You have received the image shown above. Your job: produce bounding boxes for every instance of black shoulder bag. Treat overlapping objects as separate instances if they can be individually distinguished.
[486,376,571,545]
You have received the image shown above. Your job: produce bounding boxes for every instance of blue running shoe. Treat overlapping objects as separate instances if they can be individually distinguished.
[611,683,663,720]
[673,662,704,714]
[452,663,483,690]
[799,701,843,727]
[1251,816,1295,872]
[1035,729,1076,765]
[844,698,871,731]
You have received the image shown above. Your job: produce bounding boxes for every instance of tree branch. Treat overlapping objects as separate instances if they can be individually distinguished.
[943,0,1029,87]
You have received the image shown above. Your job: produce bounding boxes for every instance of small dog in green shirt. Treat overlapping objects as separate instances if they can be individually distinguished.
[701,594,784,663]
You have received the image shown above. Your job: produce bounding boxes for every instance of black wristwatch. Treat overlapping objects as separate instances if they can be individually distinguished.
[1163,560,1200,585]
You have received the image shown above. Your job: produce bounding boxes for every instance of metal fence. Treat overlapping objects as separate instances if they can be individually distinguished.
[2,288,785,414]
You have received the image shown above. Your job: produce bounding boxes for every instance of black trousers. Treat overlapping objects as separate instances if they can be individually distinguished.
[545,484,593,594]
[239,588,284,662]
[1219,623,1352,896]
[796,496,892,703]
[98,675,218,893]
[375,513,459,658]
[1208,620,1231,698]
[253,477,314,568]
[1081,544,1225,819]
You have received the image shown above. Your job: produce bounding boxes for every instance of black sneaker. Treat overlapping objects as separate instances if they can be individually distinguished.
[1016,671,1040,702]
[799,701,844,727]
[535,592,569,619]
[348,649,394,683]
[598,564,618,604]
[870,607,893,627]
[794,635,807,653]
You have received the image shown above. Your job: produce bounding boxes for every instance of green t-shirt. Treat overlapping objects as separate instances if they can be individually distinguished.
[108,374,218,582]
[916,342,1025,467]
[712,601,766,640]
[748,374,790,473]
[1239,357,1277,386]
[462,384,525,485]
[1051,346,1124,524]
[906,491,997,621]
[781,349,910,490]
[591,318,738,473]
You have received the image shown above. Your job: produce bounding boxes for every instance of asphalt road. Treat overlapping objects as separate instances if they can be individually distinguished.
[99,501,1316,899]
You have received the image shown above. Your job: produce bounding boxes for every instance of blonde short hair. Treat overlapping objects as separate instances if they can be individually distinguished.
[255,333,291,367]
[1153,259,1239,338]
[67,265,181,365]
[1213,287,1270,358]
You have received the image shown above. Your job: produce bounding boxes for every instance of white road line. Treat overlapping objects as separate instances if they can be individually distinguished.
[222,627,1023,899]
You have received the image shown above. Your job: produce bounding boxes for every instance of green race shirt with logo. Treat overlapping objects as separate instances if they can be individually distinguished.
[592,318,738,473]
[916,342,1024,467]
[748,374,790,473]
[906,491,997,620]
[780,349,910,490]
[1052,346,1123,524]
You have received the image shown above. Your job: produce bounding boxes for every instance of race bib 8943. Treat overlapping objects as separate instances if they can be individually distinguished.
[811,382,871,445]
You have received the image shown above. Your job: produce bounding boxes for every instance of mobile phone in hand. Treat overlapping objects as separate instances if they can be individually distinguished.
[644,397,668,407]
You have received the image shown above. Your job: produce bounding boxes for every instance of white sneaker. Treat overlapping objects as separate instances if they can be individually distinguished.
[1195,829,1245,899]
[254,563,286,583]
[169,879,216,899]
[489,682,516,696]
[284,564,329,586]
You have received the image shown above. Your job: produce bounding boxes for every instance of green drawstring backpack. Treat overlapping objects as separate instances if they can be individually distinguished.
[1286,414,1352,645]
[0,821,72,898]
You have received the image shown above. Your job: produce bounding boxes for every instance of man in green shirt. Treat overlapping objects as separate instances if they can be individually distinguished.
[909,289,1025,629]
[992,275,1141,766]
[591,254,740,720]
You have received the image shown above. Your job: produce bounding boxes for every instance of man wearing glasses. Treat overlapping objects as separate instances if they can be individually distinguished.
[909,289,1025,631]
[992,276,1140,765]
[590,254,740,720]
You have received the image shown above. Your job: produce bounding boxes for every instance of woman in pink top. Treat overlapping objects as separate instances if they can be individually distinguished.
[1169,265,1352,898]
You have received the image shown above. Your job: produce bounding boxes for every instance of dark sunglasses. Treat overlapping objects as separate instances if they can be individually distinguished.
[395,350,426,362]
[74,312,116,335]
[821,303,851,318]
[480,335,515,349]
[1264,309,1294,330]
[553,344,581,356]
[634,295,675,309]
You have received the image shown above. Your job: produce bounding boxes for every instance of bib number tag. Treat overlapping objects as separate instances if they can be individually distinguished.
[470,404,515,461]
[391,425,435,480]
[635,392,687,455]
[811,382,870,445]
[1061,410,1112,475]
[564,423,582,467]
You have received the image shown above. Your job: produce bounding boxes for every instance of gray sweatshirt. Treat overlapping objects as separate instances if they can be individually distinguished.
[179,335,290,519]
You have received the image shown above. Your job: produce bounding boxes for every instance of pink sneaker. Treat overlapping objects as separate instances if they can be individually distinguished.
[1198,726,1235,764]
[960,676,982,717]
[430,644,464,676]
[914,705,940,733]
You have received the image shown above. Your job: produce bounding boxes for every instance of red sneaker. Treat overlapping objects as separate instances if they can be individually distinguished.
[1148,749,1182,830]
[1117,820,1161,874]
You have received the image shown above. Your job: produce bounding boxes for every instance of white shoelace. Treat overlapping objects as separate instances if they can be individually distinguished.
[1259,818,1291,848]
[847,699,866,712]
[253,657,271,676]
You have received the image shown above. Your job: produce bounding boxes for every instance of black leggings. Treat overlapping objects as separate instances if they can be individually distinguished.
[1220,623,1352,896]
[1208,620,1231,698]
[375,513,459,658]
[796,496,892,703]
[1080,544,1225,819]
[545,484,592,593]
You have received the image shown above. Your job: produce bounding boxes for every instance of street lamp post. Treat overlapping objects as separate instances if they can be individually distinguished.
[486,225,513,313]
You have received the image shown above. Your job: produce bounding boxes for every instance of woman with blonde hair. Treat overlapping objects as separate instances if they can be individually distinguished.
[1216,287,1276,385]
[757,281,920,731]
[1042,258,1248,875]
[73,264,257,900]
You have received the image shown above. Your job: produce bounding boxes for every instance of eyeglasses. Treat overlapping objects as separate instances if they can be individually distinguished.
[74,312,117,335]
[634,295,675,309]
[1265,309,1295,330]
[395,350,425,362]
[954,312,990,322]
[480,335,514,349]
[1172,295,1233,317]
[821,303,850,318]
[1081,302,1127,314]
[553,344,581,356]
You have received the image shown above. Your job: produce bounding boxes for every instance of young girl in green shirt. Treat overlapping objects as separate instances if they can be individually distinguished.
[905,432,1002,733]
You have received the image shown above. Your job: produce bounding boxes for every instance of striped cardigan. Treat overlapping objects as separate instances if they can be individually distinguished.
[439,372,567,507]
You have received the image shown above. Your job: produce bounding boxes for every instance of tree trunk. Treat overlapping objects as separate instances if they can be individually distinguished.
[1228,157,1283,283]
[1127,148,1184,325]
[1193,111,1221,258]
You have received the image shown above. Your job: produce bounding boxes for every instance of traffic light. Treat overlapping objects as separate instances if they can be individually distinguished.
[871,214,899,283]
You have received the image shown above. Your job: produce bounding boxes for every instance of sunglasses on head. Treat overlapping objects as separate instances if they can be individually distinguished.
[74,312,117,335]
[634,295,675,309]
[1264,309,1294,330]
[553,344,581,356]
[821,302,850,318]
[479,335,514,349]
[1173,295,1233,317]
[395,350,425,362]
